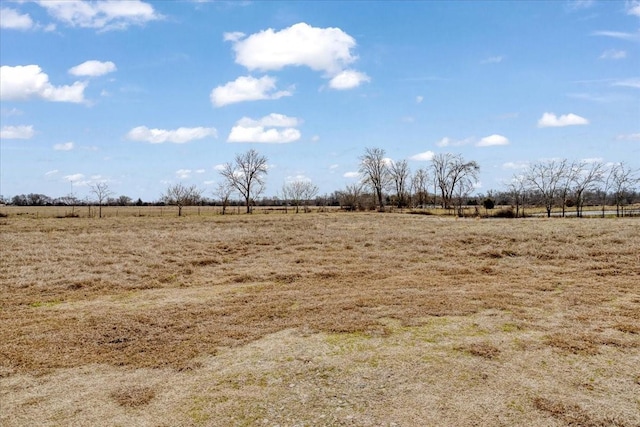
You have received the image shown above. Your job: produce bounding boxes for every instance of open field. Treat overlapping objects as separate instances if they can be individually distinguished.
[1,212,639,426]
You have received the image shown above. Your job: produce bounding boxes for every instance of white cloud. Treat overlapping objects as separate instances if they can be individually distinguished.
[0,125,34,139]
[64,173,85,183]
[227,114,302,144]
[481,55,504,64]
[227,126,301,144]
[616,133,640,141]
[210,75,292,107]
[416,96,424,104]
[45,169,59,176]
[53,142,74,151]
[343,171,360,178]
[223,31,245,42]
[213,164,225,171]
[503,161,529,170]
[69,60,117,77]
[228,22,358,75]
[195,169,205,174]
[38,0,161,31]
[591,30,640,42]
[477,134,509,147]
[0,65,87,103]
[599,49,627,60]
[436,137,473,147]
[328,69,370,90]
[127,126,217,144]
[612,78,640,89]
[329,164,339,169]
[409,151,435,161]
[311,135,320,142]
[176,169,192,179]
[237,113,300,128]
[0,8,34,30]
[627,1,640,17]
[537,112,589,127]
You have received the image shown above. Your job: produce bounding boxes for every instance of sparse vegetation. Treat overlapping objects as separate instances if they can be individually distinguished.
[1,212,638,426]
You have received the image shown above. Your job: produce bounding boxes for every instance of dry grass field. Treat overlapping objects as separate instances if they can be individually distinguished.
[1,212,639,426]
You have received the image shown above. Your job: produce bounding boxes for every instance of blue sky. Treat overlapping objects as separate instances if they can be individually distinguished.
[1,0,638,201]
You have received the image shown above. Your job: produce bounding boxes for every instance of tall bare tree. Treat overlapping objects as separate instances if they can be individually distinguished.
[163,183,202,217]
[507,173,528,218]
[90,182,113,218]
[526,159,567,218]
[389,159,410,208]
[359,147,390,211]
[431,153,480,211]
[571,161,604,218]
[610,162,639,217]
[411,167,431,208]
[220,149,268,213]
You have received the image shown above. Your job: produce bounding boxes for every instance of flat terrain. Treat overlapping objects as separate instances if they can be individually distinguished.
[1,212,639,426]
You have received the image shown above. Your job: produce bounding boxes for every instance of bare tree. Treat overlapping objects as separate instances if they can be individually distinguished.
[432,153,480,211]
[359,147,390,211]
[411,167,431,208]
[282,180,319,213]
[611,162,639,217]
[220,149,268,213]
[215,182,234,215]
[558,161,580,217]
[389,159,410,209]
[526,159,567,218]
[572,161,604,218]
[163,183,202,216]
[338,183,363,211]
[90,182,113,218]
[507,174,528,218]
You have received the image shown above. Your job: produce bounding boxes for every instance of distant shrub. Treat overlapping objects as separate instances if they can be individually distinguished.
[408,210,433,215]
[491,207,516,218]
[0,212,7,218]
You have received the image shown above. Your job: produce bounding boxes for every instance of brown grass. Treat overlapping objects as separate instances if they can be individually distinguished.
[1,211,639,426]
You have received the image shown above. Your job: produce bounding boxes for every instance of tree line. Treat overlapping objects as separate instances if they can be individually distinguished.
[2,148,639,217]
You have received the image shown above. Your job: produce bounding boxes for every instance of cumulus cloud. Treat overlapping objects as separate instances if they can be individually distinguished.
[53,142,74,151]
[627,1,640,17]
[477,134,509,147]
[537,112,589,128]
[227,127,300,144]
[599,49,627,60]
[64,173,85,183]
[225,22,369,90]
[0,125,34,139]
[343,171,360,178]
[328,69,370,90]
[227,113,301,144]
[210,75,292,107]
[416,96,424,104]
[228,22,357,74]
[127,126,217,144]
[409,151,435,161]
[0,65,87,103]
[0,8,33,30]
[69,60,117,77]
[38,0,161,31]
